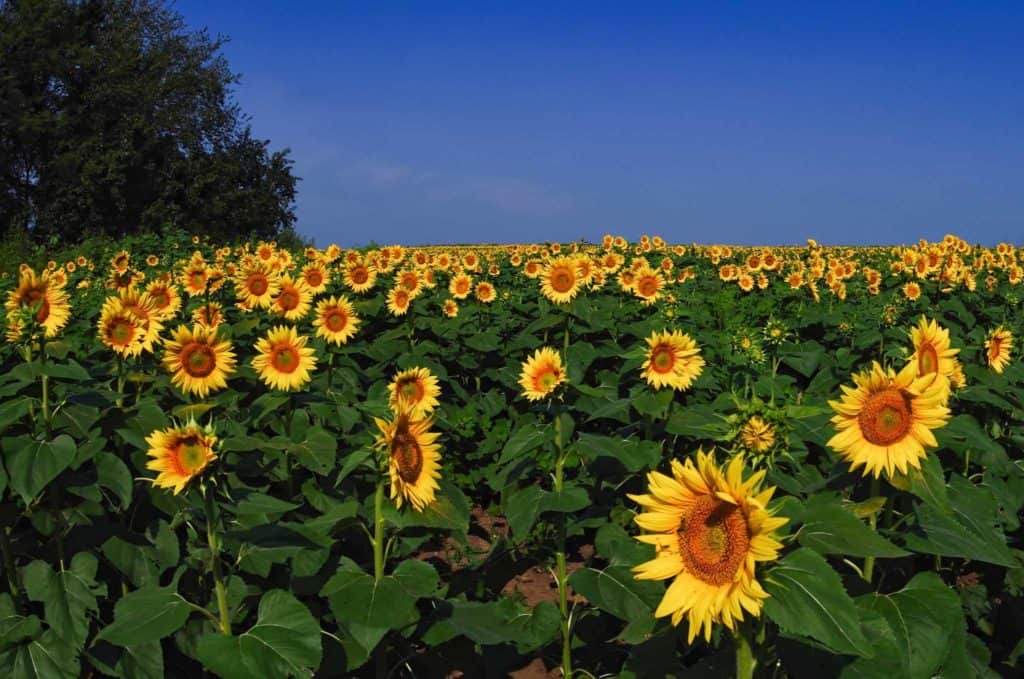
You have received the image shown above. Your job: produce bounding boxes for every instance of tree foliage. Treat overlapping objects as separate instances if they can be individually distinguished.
[0,0,298,244]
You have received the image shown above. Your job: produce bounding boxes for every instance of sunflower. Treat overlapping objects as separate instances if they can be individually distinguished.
[908,316,959,396]
[475,281,496,303]
[235,262,280,309]
[180,262,210,296]
[827,361,950,478]
[449,273,473,300]
[301,262,330,294]
[539,256,582,304]
[110,250,131,274]
[4,268,71,339]
[519,347,567,401]
[902,282,921,301]
[443,299,459,318]
[985,327,1013,373]
[117,287,163,354]
[268,276,312,322]
[343,262,376,293]
[145,280,182,319]
[162,325,237,398]
[97,297,147,356]
[739,416,776,454]
[252,326,318,391]
[641,330,705,391]
[192,302,224,330]
[145,420,217,495]
[632,266,665,305]
[307,296,357,345]
[630,450,787,643]
[386,286,412,316]
[374,406,442,511]
[388,367,441,418]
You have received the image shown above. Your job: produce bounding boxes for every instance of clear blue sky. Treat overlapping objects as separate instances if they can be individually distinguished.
[175,1,1024,247]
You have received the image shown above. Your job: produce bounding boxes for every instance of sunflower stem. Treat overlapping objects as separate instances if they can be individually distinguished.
[735,625,756,679]
[863,477,882,584]
[38,335,51,437]
[553,412,572,679]
[115,354,126,409]
[373,479,386,583]
[203,487,232,635]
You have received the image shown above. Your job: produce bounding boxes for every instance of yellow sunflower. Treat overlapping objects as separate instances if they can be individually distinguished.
[162,325,237,398]
[475,281,496,303]
[145,421,217,495]
[97,297,147,356]
[313,296,360,345]
[828,361,950,478]
[252,326,318,391]
[343,262,376,293]
[632,266,665,305]
[4,268,71,339]
[449,273,473,300]
[180,261,210,296]
[641,330,705,391]
[117,287,163,354]
[908,316,959,398]
[985,327,1013,373]
[443,299,459,318]
[270,276,313,322]
[300,262,330,294]
[539,256,582,304]
[386,286,412,316]
[388,367,441,418]
[519,347,567,401]
[192,302,224,330]
[630,449,787,643]
[739,416,776,454]
[235,263,280,309]
[374,407,442,511]
[145,280,182,319]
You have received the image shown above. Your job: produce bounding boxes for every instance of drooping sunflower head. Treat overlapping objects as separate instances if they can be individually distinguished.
[373,407,443,512]
[145,420,218,495]
[641,330,705,391]
[388,367,441,418]
[985,327,1013,374]
[828,361,950,479]
[630,449,788,643]
[539,256,582,304]
[313,295,360,345]
[162,325,237,398]
[192,301,224,330]
[519,347,567,401]
[252,325,318,391]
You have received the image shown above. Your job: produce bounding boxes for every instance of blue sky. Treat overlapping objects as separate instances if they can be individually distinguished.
[175,1,1024,247]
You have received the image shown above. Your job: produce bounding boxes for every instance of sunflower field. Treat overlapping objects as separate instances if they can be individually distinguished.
[0,232,1022,678]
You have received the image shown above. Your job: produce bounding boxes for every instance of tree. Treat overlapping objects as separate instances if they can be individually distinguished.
[0,0,299,244]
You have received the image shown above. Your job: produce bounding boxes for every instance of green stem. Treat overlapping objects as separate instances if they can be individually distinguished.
[863,477,882,584]
[38,336,50,436]
[115,355,126,409]
[0,527,22,613]
[203,487,231,635]
[553,413,572,679]
[735,626,756,679]
[326,351,335,392]
[373,480,386,583]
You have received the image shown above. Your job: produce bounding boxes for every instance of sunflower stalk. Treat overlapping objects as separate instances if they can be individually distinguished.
[553,411,573,679]
[38,334,51,437]
[734,625,757,679]
[115,354,126,409]
[202,486,232,635]
[372,479,386,583]
[862,476,882,583]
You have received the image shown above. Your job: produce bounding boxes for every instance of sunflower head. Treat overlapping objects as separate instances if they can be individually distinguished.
[252,325,318,391]
[388,367,441,418]
[539,256,582,304]
[313,296,360,345]
[828,361,950,478]
[145,420,218,495]
[641,330,705,391]
[519,347,567,401]
[5,268,71,340]
[162,325,237,398]
[985,327,1013,374]
[630,449,787,643]
[373,406,442,511]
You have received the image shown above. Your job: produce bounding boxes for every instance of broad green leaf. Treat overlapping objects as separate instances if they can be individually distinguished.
[498,424,548,465]
[288,427,336,475]
[904,454,951,514]
[381,479,471,532]
[506,484,589,538]
[797,494,909,558]
[319,558,420,631]
[569,566,662,643]
[196,590,321,679]
[2,434,76,503]
[22,553,102,650]
[97,586,192,646]
[0,630,77,679]
[96,452,133,509]
[575,433,660,472]
[763,548,872,657]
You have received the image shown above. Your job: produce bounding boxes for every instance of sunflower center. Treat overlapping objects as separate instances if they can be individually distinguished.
[988,338,1002,363]
[351,268,369,284]
[270,345,300,373]
[550,267,575,293]
[918,343,938,375]
[248,275,269,296]
[151,293,169,309]
[306,271,323,286]
[325,309,347,332]
[456,280,469,294]
[391,430,423,483]
[175,435,209,473]
[278,289,299,310]
[858,388,913,446]
[638,278,658,297]
[679,495,750,586]
[650,344,676,373]
[535,367,560,392]
[109,319,135,345]
[181,342,217,378]
[190,272,206,288]
[399,379,425,402]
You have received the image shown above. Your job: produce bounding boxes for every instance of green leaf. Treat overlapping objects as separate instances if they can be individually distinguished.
[288,427,336,475]
[425,598,558,652]
[97,586,192,646]
[575,433,660,472]
[841,572,964,679]
[631,388,673,418]
[381,479,471,532]
[22,553,102,650]
[392,559,439,598]
[196,590,321,679]
[569,566,662,643]
[665,404,731,439]
[0,630,77,678]
[96,452,133,509]
[0,399,30,435]
[498,424,548,465]
[904,454,951,514]
[781,341,825,377]
[319,558,419,631]
[763,548,872,657]
[506,484,590,538]
[797,494,909,558]
[2,434,76,503]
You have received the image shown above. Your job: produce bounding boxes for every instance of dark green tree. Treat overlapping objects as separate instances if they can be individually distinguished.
[0,0,298,244]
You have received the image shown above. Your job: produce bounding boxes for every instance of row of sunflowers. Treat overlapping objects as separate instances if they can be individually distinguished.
[0,232,1021,677]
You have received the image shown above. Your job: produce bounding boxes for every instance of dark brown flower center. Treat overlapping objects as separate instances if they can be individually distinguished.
[858,387,913,445]
[679,495,750,586]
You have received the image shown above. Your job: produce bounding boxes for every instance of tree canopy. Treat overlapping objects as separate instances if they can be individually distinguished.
[0,0,299,245]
